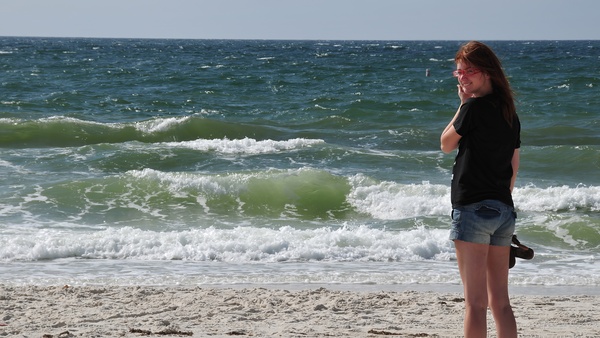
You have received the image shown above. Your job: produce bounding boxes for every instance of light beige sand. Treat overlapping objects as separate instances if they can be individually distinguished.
[1,285,599,337]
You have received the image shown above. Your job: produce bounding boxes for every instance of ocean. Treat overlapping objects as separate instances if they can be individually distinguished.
[0,38,598,291]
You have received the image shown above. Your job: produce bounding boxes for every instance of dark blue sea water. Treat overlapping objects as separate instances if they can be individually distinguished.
[0,38,599,288]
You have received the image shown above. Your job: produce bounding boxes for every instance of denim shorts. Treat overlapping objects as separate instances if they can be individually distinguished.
[449,199,516,246]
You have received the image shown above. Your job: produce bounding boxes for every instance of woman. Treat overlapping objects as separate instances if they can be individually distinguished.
[440,41,520,338]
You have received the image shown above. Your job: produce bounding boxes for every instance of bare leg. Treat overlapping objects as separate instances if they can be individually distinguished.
[454,240,490,338]
[487,245,517,338]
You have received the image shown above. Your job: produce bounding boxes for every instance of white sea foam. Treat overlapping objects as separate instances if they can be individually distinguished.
[347,175,449,219]
[0,224,599,287]
[135,116,191,133]
[514,184,600,212]
[164,137,325,154]
[126,169,600,219]
[0,224,453,262]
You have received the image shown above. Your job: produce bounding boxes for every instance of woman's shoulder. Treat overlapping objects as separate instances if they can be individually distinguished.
[461,94,501,114]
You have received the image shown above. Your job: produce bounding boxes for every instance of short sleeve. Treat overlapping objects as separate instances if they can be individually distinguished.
[453,100,474,136]
[514,116,521,149]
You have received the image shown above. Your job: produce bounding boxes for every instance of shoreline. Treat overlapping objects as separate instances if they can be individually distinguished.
[1,284,599,337]
[200,282,600,296]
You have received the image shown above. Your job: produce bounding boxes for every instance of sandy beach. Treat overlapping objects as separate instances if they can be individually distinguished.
[1,285,598,337]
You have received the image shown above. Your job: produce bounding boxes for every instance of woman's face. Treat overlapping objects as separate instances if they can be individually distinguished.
[455,62,492,97]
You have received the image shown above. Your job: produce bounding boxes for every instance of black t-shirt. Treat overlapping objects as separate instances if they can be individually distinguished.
[451,93,521,207]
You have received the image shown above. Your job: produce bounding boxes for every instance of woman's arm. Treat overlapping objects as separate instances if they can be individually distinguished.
[441,85,468,153]
[440,107,462,153]
[510,148,520,192]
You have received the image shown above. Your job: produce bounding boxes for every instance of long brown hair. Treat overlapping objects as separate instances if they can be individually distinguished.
[455,41,517,127]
